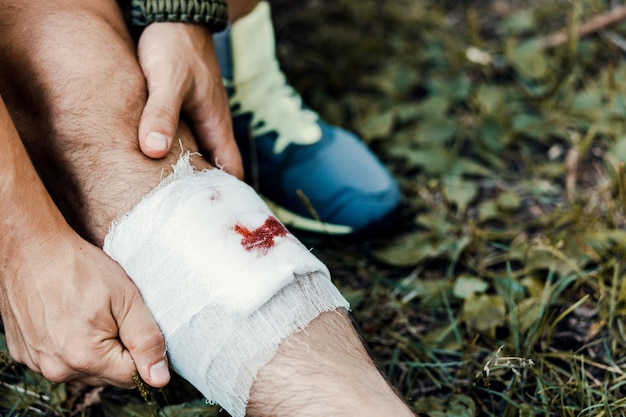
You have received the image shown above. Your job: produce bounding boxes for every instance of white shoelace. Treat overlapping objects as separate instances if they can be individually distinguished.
[226,62,323,154]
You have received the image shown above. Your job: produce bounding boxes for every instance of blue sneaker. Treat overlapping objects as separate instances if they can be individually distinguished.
[213,1,401,235]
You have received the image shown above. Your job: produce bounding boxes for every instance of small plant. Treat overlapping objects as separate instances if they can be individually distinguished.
[480,345,535,380]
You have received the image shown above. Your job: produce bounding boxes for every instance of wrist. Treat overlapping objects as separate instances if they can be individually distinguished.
[0,114,72,275]
[1,195,71,268]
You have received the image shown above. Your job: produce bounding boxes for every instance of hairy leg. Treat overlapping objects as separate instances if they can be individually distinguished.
[249,310,414,416]
[0,2,414,416]
[0,0,204,244]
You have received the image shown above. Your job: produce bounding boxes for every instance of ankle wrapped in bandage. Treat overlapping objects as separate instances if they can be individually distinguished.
[103,154,349,417]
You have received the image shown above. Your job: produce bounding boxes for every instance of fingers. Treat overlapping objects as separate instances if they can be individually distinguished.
[115,289,170,388]
[85,340,139,389]
[37,343,137,389]
[135,22,243,177]
[139,84,244,179]
[192,105,244,179]
[138,84,183,159]
[7,326,139,389]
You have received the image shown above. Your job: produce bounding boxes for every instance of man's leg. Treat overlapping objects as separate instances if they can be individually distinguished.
[248,309,414,416]
[0,2,414,416]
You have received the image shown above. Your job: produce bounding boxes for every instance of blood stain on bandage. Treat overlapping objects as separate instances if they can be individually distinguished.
[234,216,289,254]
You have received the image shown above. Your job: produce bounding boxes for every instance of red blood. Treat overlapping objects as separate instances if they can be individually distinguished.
[234,216,289,254]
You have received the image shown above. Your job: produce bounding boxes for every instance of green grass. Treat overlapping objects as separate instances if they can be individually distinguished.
[3,0,626,415]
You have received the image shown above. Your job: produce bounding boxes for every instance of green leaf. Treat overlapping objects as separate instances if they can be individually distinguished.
[414,394,476,417]
[500,10,536,36]
[521,276,547,298]
[494,276,527,302]
[479,115,506,153]
[475,84,503,115]
[455,158,493,177]
[569,89,606,122]
[512,113,547,139]
[521,179,562,199]
[514,297,542,333]
[416,118,459,145]
[389,147,451,175]
[496,190,521,211]
[390,146,492,177]
[461,294,507,333]
[447,394,477,417]
[443,176,478,214]
[401,278,449,306]
[519,403,537,417]
[415,95,451,119]
[364,63,421,97]
[372,230,471,267]
[571,90,604,113]
[370,232,438,267]
[453,275,489,299]
[609,135,626,162]
[358,110,395,142]
[581,230,626,257]
[371,232,437,266]
[415,211,452,235]
[523,245,581,276]
[428,76,472,102]
[477,200,499,223]
[507,40,547,79]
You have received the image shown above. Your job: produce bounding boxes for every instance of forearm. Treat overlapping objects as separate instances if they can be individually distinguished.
[0,98,70,266]
[0,96,171,390]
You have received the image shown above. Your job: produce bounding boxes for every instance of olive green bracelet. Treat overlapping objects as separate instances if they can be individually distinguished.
[122,0,228,32]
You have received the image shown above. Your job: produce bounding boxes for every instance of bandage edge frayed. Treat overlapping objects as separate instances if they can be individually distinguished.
[166,271,350,417]
[106,152,207,234]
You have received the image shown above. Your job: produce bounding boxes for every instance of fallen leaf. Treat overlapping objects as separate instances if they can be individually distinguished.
[453,275,489,299]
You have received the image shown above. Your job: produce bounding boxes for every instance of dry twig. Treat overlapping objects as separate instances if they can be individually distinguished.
[541,6,626,48]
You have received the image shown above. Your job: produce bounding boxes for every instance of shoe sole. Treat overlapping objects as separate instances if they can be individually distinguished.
[262,197,354,235]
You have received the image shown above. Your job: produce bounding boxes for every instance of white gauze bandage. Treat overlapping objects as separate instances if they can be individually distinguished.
[103,155,349,417]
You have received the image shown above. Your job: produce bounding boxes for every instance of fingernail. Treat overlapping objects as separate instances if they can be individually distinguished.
[145,132,168,152]
[149,360,170,385]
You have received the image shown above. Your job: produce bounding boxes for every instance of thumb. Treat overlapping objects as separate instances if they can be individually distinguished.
[138,84,183,159]
[116,292,170,388]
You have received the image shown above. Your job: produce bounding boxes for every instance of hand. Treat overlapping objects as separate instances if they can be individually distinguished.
[136,22,244,179]
[0,0,170,391]
[0,229,170,389]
